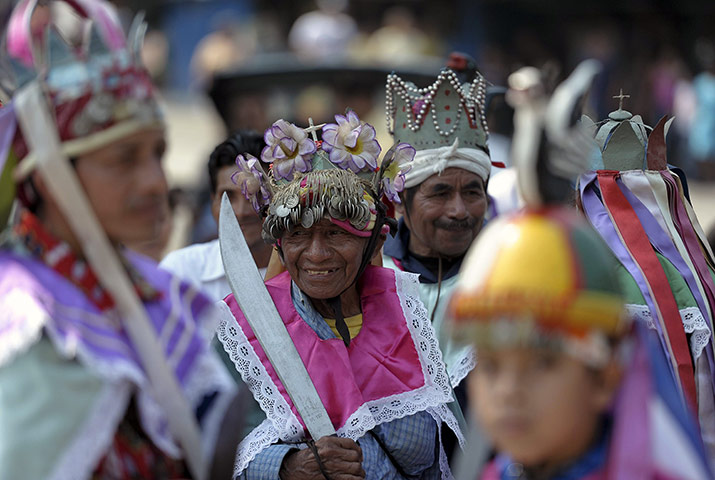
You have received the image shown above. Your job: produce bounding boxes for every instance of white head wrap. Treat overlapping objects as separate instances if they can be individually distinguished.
[402,138,491,189]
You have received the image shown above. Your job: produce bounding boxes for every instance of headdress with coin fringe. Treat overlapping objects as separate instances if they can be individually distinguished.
[232,111,415,245]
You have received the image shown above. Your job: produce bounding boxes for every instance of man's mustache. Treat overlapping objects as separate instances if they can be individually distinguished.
[434,218,479,231]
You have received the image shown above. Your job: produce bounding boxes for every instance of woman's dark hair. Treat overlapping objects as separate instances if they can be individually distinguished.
[208,130,265,194]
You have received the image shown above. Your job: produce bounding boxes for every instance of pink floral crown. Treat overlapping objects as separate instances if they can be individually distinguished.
[232,111,415,243]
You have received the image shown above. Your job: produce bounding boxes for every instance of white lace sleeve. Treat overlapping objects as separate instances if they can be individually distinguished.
[448,346,477,388]
[426,405,460,480]
[215,300,304,475]
[625,304,711,359]
[396,271,454,398]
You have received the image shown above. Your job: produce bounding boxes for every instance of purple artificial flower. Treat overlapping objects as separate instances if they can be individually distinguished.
[261,119,316,180]
[232,153,271,212]
[321,110,381,173]
[381,143,415,204]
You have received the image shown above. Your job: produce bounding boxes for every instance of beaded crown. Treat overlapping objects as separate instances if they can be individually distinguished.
[231,111,415,244]
[385,67,489,152]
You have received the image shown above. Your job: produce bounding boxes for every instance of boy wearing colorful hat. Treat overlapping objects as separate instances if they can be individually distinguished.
[447,62,712,480]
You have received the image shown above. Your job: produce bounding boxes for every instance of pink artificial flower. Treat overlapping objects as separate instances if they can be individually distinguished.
[232,153,271,212]
[381,143,415,203]
[261,119,316,180]
[321,110,381,173]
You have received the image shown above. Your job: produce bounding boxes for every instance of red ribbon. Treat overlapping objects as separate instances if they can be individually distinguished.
[598,171,697,409]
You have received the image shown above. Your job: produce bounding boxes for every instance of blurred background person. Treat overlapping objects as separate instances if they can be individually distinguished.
[353,6,440,65]
[288,0,358,61]
[161,130,271,301]
[688,39,715,180]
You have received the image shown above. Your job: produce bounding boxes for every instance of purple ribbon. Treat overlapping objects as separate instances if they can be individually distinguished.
[663,171,715,330]
[579,173,669,356]
[0,249,216,447]
[614,172,715,396]
[0,104,16,175]
[616,176,710,325]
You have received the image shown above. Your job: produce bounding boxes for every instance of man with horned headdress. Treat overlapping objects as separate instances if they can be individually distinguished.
[0,2,240,478]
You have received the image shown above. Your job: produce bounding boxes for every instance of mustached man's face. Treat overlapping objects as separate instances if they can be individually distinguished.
[74,128,170,247]
[397,168,487,259]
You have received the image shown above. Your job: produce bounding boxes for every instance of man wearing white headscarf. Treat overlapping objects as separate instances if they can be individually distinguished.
[383,57,493,399]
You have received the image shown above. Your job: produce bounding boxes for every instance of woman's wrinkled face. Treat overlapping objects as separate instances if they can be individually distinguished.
[469,347,616,470]
[280,218,367,301]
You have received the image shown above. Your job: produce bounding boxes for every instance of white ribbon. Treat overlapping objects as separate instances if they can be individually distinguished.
[403,138,491,189]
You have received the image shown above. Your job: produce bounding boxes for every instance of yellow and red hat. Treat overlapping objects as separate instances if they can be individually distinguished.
[447,207,628,366]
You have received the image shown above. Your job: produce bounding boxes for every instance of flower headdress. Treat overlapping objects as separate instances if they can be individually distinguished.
[232,111,414,244]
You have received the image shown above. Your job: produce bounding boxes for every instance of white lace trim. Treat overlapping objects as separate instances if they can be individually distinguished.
[334,271,456,440]
[395,270,455,402]
[0,287,48,368]
[217,270,461,476]
[626,304,712,359]
[184,333,238,460]
[47,382,132,480]
[426,406,460,480]
[216,301,304,475]
[448,346,477,388]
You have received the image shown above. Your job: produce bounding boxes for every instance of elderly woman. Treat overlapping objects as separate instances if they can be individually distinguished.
[218,112,462,479]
